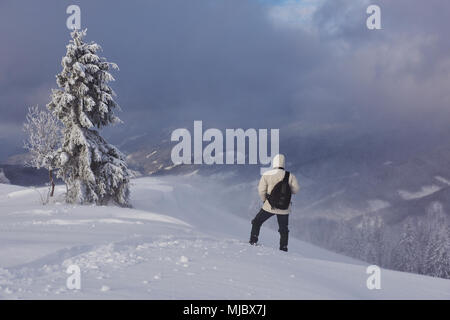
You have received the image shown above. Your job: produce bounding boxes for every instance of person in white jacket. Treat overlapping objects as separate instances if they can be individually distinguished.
[249,154,300,251]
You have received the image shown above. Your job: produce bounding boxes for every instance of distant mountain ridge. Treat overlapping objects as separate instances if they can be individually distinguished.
[0,164,55,187]
[6,124,450,225]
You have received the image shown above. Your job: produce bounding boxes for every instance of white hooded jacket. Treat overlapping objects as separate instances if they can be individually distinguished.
[257,154,300,215]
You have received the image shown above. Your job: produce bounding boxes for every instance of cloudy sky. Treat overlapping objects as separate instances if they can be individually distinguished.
[1,0,449,161]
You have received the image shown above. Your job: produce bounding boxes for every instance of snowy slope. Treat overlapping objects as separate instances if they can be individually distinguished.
[0,176,449,299]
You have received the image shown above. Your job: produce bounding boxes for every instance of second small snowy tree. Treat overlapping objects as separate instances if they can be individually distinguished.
[48,29,130,206]
[23,105,62,197]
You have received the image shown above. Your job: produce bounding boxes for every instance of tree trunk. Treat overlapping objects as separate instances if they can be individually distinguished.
[49,169,55,197]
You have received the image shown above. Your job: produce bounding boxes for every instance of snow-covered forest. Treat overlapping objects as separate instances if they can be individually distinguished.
[293,207,450,279]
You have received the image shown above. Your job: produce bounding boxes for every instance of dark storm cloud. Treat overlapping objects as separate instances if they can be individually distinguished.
[0,0,319,147]
[294,0,450,129]
[1,0,450,160]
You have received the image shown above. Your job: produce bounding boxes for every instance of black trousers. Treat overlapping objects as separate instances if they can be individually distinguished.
[250,209,289,249]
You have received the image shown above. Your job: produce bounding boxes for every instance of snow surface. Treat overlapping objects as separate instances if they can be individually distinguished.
[0,176,449,299]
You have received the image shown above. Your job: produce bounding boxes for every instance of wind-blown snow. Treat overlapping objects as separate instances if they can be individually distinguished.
[146,151,157,159]
[397,185,441,200]
[31,218,143,226]
[0,169,10,184]
[435,176,450,186]
[0,177,449,299]
[367,199,390,212]
[6,189,36,199]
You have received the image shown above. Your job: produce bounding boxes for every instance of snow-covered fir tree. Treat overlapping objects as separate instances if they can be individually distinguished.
[421,203,450,278]
[23,105,62,197]
[47,29,130,206]
[423,228,450,278]
[362,215,385,266]
[393,218,419,273]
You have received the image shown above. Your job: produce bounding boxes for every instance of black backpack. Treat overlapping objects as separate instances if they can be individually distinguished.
[267,171,292,210]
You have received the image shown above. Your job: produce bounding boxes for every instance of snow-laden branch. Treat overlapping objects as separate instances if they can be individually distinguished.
[23,105,62,171]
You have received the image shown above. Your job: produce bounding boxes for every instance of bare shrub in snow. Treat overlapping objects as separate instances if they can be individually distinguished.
[23,105,62,199]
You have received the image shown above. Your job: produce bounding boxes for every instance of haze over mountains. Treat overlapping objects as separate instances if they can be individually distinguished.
[5,117,450,224]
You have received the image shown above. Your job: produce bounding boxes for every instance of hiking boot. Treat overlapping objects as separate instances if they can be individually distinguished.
[249,234,258,245]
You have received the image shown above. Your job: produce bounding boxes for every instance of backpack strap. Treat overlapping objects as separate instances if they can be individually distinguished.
[283,171,292,208]
[283,171,290,182]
